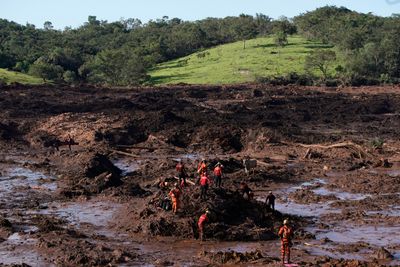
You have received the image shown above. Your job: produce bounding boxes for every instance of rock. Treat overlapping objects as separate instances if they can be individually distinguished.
[374,247,393,260]
[0,217,12,228]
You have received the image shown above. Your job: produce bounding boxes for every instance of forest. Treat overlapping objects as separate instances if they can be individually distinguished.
[0,6,399,86]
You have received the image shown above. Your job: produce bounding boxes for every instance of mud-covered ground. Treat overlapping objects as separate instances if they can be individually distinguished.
[0,83,400,266]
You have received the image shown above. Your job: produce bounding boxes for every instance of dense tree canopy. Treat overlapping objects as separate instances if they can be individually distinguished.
[1,7,400,86]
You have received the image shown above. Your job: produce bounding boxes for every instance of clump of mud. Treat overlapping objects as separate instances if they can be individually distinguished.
[289,189,338,204]
[58,153,123,197]
[201,249,276,265]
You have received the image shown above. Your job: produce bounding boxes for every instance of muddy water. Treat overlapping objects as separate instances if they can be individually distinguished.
[0,233,52,266]
[268,176,400,265]
[0,164,57,266]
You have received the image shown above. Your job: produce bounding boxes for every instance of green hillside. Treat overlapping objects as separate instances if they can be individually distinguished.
[149,36,341,85]
[0,68,44,85]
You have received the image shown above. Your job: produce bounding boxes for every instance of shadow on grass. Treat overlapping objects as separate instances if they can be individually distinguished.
[253,43,299,49]
[147,73,190,85]
[153,59,190,71]
[304,44,334,49]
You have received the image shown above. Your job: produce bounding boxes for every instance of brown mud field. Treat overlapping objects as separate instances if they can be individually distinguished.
[0,83,400,266]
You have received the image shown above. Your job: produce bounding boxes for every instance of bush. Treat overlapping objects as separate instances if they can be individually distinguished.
[63,70,77,84]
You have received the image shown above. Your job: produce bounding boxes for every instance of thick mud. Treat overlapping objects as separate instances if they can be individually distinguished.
[1,84,400,266]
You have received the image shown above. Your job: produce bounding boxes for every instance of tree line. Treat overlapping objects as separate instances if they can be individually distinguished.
[1,6,400,86]
[295,6,400,85]
[0,14,288,85]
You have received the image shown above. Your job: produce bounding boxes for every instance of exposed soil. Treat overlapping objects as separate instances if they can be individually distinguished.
[0,83,400,266]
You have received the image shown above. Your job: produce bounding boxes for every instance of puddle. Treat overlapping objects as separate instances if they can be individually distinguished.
[0,167,57,192]
[30,200,121,237]
[275,200,339,217]
[111,157,140,175]
[300,243,365,261]
[0,233,50,266]
[311,225,400,247]
[312,187,370,201]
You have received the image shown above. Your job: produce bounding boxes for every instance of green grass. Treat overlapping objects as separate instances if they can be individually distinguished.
[0,68,44,85]
[149,35,342,85]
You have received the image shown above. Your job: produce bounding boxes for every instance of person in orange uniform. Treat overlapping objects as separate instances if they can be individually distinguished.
[199,173,211,200]
[168,183,182,214]
[213,162,223,188]
[197,158,207,176]
[198,210,210,241]
[278,219,294,265]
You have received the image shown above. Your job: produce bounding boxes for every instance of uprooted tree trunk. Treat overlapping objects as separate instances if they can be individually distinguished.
[297,141,371,159]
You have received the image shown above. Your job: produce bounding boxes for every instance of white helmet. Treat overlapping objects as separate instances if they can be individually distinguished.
[283,219,289,225]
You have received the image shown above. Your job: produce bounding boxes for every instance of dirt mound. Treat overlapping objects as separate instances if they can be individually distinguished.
[117,186,286,241]
[58,153,123,197]
[289,189,338,204]
[201,250,275,265]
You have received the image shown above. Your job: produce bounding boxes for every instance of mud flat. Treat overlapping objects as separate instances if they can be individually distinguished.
[1,84,400,266]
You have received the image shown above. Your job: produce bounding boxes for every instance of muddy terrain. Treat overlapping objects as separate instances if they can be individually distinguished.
[0,83,399,266]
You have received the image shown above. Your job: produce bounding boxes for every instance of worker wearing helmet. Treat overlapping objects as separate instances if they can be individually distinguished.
[278,219,294,265]
[197,158,207,176]
[199,173,210,200]
[198,209,210,242]
[213,162,223,188]
[176,159,187,186]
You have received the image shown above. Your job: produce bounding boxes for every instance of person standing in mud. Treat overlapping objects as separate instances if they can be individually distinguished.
[176,159,187,186]
[197,158,207,176]
[199,173,210,200]
[198,210,210,241]
[169,183,182,214]
[213,162,223,188]
[239,182,254,200]
[266,191,276,211]
[278,219,294,265]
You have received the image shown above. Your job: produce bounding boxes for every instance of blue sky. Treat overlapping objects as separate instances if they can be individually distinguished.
[1,0,399,29]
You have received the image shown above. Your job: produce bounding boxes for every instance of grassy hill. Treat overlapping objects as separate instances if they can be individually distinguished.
[149,36,341,85]
[0,68,44,85]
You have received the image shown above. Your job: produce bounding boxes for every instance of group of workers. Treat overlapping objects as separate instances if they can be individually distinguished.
[161,157,292,265]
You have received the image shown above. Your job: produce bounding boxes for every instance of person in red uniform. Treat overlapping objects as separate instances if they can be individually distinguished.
[278,219,294,265]
[175,159,187,186]
[197,158,207,176]
[198,210,210,241]
[213,162,223,188]
[168,183,182,214]
[199,173,210,200]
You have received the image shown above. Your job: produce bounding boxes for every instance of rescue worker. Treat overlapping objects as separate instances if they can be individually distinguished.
[213,162,223,188]
[176,159,187,186]
[278,219,294,265]
[168,183,182,214]
[197,158,207,176]
[199,173,210,200]
[239,182,254,200]
[198,210,210,241]
[266,191,276,211]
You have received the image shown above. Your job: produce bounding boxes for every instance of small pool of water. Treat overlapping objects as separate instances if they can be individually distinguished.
[310,225,400,247]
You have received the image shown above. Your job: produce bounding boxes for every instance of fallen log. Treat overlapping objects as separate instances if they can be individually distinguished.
[173,176,196,185]
[285,141,371,159]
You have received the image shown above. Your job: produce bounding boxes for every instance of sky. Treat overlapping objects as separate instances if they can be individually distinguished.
[1,0,399,29]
